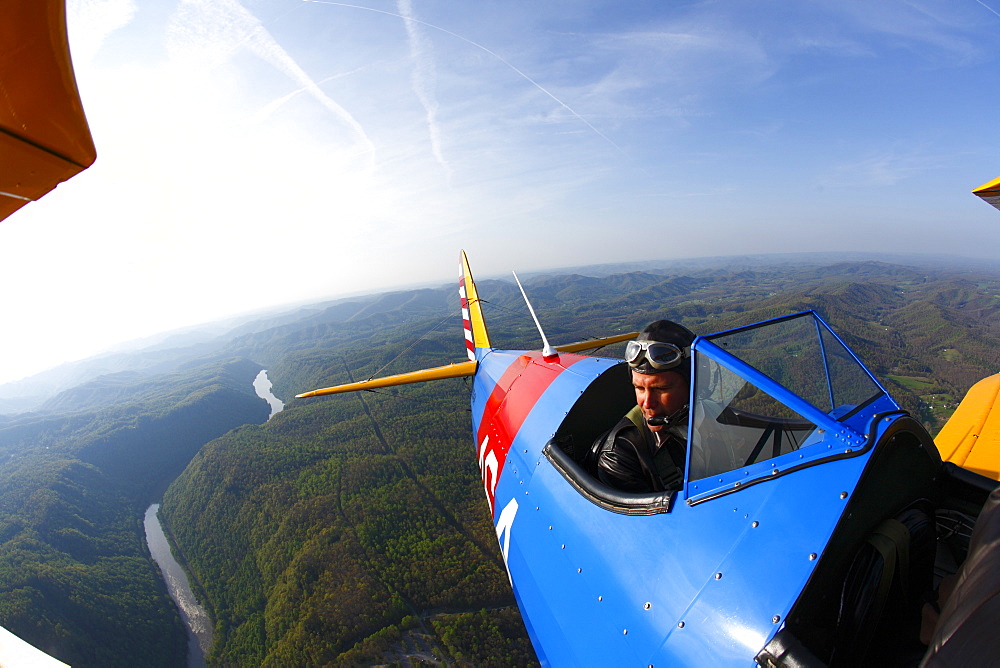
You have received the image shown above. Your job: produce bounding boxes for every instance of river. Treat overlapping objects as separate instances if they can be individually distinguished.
[253,369,284,419]
[144,504,212,668]
[144,369,284,666]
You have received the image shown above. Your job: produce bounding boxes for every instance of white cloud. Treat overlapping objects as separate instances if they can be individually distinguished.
[397,0,450,180]
[823,148,941,188]
[68,0,137,66]
[167,0,376,166]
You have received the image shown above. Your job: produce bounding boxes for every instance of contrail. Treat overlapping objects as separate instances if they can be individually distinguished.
[303,0,627,155]
[172,0,376,167]
[396,0,452,179]
[252,66,374,124]
[976,0,1000,18]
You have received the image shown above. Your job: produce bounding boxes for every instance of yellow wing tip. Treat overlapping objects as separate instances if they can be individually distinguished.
[973,176,1000,196]
[296,361,478,399]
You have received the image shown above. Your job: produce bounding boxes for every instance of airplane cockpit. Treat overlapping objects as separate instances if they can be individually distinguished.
[547,310,901,511]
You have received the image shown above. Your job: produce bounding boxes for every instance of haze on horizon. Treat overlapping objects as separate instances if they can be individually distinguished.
[1,0,998,387]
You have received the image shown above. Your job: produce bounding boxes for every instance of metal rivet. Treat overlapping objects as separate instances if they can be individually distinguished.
[677,621,685,628]
[524,449,527,453]
[549,526,553,530]
[809,553,817,560]
[535,507,539,510]
[561,544,566,549]
[752,521,759,528]
[644,602,651,610]
[845,448,853,453]
[840,492,848,499]
[772,615,781,624]
[577,568,582,573]
[715,572,722,580]
[598,596,603,601]
[623,629,628,635]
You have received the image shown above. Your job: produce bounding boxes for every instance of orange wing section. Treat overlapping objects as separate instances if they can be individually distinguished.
[554,332,639,353]
[973,177,1000,214]
[1,0,97,222]
[935,373,1000,480]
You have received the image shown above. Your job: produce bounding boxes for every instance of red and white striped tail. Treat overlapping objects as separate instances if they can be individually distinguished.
[459,274,475,361]
[459,250,491,360]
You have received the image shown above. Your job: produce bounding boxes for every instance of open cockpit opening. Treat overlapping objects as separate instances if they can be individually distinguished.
[544,362,678,514]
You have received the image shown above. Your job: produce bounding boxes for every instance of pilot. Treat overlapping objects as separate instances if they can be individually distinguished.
[594,320,695,493]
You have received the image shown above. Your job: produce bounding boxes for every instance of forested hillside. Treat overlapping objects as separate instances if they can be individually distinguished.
[158,259,1000,665]
[0,359,270,666]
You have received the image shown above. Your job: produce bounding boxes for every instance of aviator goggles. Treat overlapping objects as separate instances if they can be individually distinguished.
[625,340,689,372]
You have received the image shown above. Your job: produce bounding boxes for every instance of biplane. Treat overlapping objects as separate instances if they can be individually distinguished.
[7,0,1000,660]
[298,250,1000,666]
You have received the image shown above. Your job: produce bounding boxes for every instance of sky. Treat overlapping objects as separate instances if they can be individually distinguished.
[1,0,999,386]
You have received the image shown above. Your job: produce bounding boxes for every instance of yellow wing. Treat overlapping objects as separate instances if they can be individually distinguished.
[296,361,479,398]
[973,176,1000,214]
[294,332,639,398]
[935,373,1000,480]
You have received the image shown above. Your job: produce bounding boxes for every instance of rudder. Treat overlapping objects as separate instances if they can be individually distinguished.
[459,250,492,359]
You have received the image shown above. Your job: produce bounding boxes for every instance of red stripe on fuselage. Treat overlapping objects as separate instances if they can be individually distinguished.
[475,351,587,515]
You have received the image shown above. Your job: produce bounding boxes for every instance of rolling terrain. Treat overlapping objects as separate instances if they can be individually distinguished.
[0,255,997,665]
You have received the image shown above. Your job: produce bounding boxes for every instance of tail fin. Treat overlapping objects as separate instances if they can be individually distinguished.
[460,250,491,359]
[295,250,638,400]
[295,251,490,399]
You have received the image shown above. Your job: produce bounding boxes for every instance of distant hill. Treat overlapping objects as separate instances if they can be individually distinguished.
[0,251,989,413]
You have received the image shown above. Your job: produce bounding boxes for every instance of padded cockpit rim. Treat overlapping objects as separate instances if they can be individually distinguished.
[543,440,674,515]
